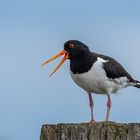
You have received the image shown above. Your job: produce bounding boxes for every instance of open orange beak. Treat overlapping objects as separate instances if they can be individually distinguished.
[41,50,69,77]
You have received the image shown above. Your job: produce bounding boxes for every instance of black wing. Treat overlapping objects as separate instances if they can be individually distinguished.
[94,53,135,82]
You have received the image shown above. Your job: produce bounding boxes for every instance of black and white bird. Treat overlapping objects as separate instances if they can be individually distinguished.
[42,40,140,123]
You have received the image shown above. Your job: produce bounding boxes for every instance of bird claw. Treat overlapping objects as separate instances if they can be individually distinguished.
[81,119,96,125]
[89,119,96,126]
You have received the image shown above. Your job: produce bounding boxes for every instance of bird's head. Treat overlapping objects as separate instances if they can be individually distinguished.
[41,40,90,77]
[64,40,90,60]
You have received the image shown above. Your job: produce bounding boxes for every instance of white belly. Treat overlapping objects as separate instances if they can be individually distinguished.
[70,58,129,94]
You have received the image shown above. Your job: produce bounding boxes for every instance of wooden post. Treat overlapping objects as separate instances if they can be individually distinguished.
[40,122,140,140]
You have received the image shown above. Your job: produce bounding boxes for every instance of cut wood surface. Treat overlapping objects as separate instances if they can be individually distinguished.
[40,122,140,140]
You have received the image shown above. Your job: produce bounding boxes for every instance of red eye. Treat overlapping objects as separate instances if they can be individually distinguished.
[69,43,75,48]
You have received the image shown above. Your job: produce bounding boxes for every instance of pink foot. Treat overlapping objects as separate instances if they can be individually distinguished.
[89,119,96,126]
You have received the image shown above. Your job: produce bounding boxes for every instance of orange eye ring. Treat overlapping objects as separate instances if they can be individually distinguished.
[69,43,75,48]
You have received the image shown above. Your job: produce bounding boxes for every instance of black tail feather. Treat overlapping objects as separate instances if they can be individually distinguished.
[135,80,140,88]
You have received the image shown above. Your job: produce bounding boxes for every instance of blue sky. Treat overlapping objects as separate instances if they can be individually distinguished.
[0,0,140,140]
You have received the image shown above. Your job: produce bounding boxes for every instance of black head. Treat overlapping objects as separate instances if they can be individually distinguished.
[42,40,91,77]
[64,40,90,60]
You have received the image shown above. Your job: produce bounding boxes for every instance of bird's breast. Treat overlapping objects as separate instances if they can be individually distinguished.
[70,59,109,93]
[70,58,127,94]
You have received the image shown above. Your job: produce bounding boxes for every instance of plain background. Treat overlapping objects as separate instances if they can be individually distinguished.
[0,0,140,140]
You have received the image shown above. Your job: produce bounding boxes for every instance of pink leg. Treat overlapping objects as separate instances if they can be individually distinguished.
[106,94,112,121]
[88,94,95,123]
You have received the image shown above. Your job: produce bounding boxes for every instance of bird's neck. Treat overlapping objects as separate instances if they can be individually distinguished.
[70,52,96,74]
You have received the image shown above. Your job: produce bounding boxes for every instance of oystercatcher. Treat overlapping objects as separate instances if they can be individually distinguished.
[42,40,140,123]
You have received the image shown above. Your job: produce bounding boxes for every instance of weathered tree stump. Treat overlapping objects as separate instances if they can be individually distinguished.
[40,122,140,140]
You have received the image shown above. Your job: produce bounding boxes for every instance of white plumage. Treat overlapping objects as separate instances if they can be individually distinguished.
[43,40,140,122]
[70,57,131,94]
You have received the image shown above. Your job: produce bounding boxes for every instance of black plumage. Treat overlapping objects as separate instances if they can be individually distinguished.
[96,53,135,82]
[43,39,140,122]
[65,40,136,83]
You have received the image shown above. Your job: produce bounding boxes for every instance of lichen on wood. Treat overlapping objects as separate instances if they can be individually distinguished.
[40,122,140,140]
